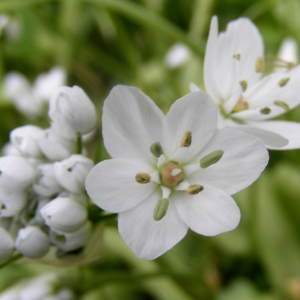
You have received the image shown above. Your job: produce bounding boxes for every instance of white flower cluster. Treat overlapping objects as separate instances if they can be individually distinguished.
[0,273,74,300]
[4,67,66,118]
[0,86,97,263]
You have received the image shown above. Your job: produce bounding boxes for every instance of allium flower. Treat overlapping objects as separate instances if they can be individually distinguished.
[85,85,268,260]
[199,16,300,149]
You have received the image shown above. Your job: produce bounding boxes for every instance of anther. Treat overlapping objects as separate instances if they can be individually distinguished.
[135,173,151,184]
[187,184,204,195]
[153,199,169,221]
[274,100,289,111]
[255,57,265,73]
[239,80,248,92]
[200,150,224,168]
[278,77,290,87]
[233,53,241,60]
[150,142,163,157]
[180,131,192,147]
[260,107,271,114]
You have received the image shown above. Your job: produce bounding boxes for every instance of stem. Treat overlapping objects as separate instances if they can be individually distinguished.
[0,0,53,10]
[84,0,202,55]
[188,0,214,41]
[0,253,22,269]
[76,132,83,154]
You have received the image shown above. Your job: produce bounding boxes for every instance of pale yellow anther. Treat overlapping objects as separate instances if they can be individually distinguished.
[233,53,241,60]
[135,173,151,184]
[274,100,290,111]
[239,80,248,92]
[278,77,290,87]
[153,199,169,221]
[232,97,249,113]
[255,57,265,73]
[187,184,204,195]
[180,131,192,147]
[260,107,271,115]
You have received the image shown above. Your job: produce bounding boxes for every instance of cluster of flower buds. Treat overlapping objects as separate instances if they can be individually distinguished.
[4,67,66,118]
[0,273,74,300]
[0,85,97,263]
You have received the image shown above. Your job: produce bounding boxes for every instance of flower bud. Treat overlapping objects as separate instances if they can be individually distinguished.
[50,222,91,252]
[54,155,93,193]
[33,67,66,101]
[0,156,35,192]
[41,196,87,233]
[16,226,50,258]
[38,129,75,161]
[33,164,62,197]
[0,190,26,217]
[0,228,14,263]
[49,86,97,139]
[10,125,44,158]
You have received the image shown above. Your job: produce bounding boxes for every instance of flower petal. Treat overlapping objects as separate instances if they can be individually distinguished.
[163,91,217,161]
[235,66,300,120]
[118,192,188,260]
[248,120,300,150]
[238,125,288,148]
[85,158,155,213]
[190,127,268,194]
[103,85,164,161]
[204,17,263,104]
[174,185,240,236]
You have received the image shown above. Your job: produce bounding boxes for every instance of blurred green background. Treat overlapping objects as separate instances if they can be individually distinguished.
[1,0,300,299]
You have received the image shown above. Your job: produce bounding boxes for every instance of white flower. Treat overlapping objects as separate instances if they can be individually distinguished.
[38,129,75,161]
[0,191,26,217]
[54,155,94,193]
[33,164,62,197]
[0,156,35,191]
[40,196,87,233]
[15,226,50,258]
[277,38,298,70]
[165,43,191,68]
[49,86,97,139]
[10,125,44,158]
[50,222,91,252]
[0,228,14,263]
[4,67,66,118]
[85,85,268,260]
[201,16,300,149]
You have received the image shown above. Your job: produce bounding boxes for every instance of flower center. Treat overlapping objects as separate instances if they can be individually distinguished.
[159,161,184,188]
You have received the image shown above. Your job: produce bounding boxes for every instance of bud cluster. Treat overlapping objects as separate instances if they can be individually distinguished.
[0,85,97,263]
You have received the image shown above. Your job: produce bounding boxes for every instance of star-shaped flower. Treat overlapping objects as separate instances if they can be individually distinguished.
[85,85,268,260]
[196,16,300,149]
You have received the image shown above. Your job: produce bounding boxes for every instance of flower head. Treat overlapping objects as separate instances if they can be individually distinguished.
[201,16,300,149]
[86,85,268,260]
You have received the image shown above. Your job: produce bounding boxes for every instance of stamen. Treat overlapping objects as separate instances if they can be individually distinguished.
[187,184,204,195]
[239,80,248,92]
[274,100,290,111]
[260,107,271,115]
[153,199,169,221]
[135,173,151,184]
[278,77,290,87]
[150,142,163,157]
[233,53,241,60]
[200,150,224,168]
[232,97,249,113]
[255,57,265,73]
[180,131,192,147]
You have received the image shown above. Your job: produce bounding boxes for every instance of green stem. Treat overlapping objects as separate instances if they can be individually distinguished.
[84,0,202,55]
[0,0,53,10]
[76,132,83,154]
[0,253,22,269]
[188,0,214,41]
